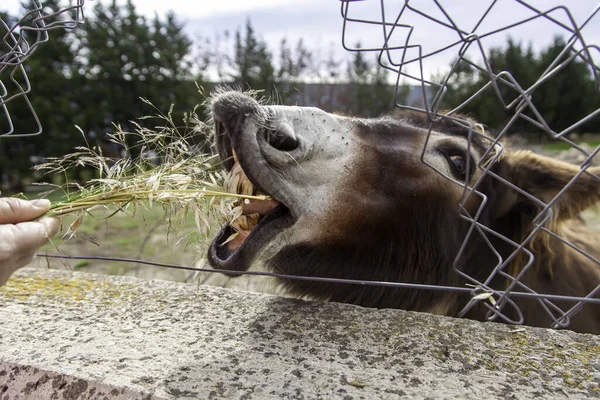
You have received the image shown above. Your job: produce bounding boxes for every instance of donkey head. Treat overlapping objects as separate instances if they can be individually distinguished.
[208,90,600,315]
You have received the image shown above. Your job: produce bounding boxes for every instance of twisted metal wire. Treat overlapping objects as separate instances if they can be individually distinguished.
[0,0,86,137]
[36,253,600,306]
[340,0,600,328]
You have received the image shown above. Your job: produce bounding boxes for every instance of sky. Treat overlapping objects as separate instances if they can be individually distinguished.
[3,0,600,83]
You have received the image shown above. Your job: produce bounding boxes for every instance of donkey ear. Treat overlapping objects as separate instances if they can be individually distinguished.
[496,150,600,221]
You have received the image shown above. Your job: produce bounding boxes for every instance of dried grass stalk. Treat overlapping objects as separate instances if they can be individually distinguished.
[34,99,264,240]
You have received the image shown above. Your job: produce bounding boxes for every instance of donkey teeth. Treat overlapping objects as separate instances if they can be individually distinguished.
[227,174,241,194]
[240,175,254,196]
[226,166,242,193]
[227,161,256,196]
[231,213,260,232]
[231,216,248,232]
[246,212,260,225]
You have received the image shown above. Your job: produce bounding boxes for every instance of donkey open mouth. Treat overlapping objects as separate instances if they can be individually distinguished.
[208,91,298,271]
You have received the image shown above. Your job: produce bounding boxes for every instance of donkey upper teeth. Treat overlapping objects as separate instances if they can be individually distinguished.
[227,168,242,193]
[240,176,254,196]
[225,159,279,243]
[227,161,256,196]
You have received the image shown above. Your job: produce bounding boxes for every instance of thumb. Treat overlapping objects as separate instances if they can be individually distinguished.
[0,198,52,224]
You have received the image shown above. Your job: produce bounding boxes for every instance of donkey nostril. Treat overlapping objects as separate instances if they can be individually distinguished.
[265,125,298,152]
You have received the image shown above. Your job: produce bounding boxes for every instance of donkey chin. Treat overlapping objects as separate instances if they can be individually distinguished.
[207,89,600,334]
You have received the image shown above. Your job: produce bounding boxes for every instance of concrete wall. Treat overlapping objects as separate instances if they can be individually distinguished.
[0,268,598,399]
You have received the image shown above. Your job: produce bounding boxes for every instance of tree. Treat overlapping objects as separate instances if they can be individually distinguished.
[439,36,600,136]
[229,20,276,97]
[531,36,599,135]
[74,0,198,139]
[275,38,312,103]
[1,0,203,191]
[0,0,78,191]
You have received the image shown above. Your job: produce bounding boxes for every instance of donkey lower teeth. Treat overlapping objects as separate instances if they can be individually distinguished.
[231,213,260,232]
[224,160,280,251]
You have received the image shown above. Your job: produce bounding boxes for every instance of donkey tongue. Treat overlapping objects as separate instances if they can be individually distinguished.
[226,229,252,252]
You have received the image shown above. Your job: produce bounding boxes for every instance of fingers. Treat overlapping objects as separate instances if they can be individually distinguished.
[0,198,59,286]
[38,216,61,239]
[0,221,52,255]
[0,198,51,224]
[0,223,44,285]
[0,216,60,283]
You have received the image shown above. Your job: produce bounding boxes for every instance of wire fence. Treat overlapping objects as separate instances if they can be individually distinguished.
[340,0,600,328]
[3,0,599,331]
[0,0,86,137]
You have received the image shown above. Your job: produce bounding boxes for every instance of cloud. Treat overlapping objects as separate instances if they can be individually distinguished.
[186,1,341,43]
[129,0,301,19]
[186,0,600,83]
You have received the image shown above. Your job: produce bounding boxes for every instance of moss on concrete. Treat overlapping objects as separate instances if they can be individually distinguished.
[0,268,598,399]
[0,272,137,305]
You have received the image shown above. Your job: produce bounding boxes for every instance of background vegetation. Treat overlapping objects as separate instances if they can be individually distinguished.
[439,37,600,138]
[1,0,599,194]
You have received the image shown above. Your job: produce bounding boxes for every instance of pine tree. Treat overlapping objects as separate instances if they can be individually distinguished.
[75,0,197,137]
[230,20,275,97]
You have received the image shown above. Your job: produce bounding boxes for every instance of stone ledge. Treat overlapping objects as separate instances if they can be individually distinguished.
[0,268,598,399]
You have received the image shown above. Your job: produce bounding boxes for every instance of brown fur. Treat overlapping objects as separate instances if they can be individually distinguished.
[271,115,600,333]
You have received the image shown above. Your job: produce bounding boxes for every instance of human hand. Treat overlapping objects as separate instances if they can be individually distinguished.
[0,198,60,285]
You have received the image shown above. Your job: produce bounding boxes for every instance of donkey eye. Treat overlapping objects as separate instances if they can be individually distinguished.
[438,145,472,181]
[448,153,467,179]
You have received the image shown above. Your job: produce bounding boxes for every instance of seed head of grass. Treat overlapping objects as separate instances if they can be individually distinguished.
[35,98,267,241]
